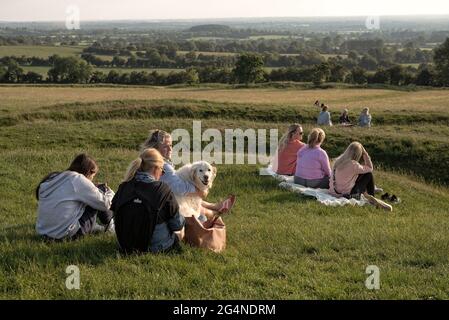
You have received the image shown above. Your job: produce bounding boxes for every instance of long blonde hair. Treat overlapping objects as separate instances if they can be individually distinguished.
[124,148,164,182]
[307,128,326,148]
[278,124,302,152]
[141,129,171,152]
[333,142,364,170]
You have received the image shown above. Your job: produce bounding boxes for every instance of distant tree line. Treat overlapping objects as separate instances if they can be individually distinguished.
[2,38,449,87]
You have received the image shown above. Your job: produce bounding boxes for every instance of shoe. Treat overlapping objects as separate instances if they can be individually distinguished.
[365,194,393,212]
[381,192,390,201]
[212,195,237,223]
[389,195,401,204]
[217,194,237,215]
[374,186,384,194]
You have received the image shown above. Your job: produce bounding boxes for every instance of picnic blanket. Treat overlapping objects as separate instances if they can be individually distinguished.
[260,166,368,207]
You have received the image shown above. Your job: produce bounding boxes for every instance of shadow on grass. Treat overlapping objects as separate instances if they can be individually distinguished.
[0,223,119,268]
[260,191,313,205]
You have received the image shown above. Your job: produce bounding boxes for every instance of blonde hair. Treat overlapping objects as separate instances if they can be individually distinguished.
[278,124,302,152]
[307,128,326,148]
[141,129,171,152]
[362,107,370,114]
[123,148,164,182]
[333,142,364,170]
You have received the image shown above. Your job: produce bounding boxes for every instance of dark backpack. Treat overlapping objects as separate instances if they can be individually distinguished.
[112,180,158,254]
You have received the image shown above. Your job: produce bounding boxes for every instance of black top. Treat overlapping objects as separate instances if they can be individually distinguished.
[339,114,351,124]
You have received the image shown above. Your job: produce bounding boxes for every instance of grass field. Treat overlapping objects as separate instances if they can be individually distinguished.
[0,45,83,58]
[0,85,448,299]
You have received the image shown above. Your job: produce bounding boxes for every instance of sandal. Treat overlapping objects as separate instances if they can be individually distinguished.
[217,194,237,215]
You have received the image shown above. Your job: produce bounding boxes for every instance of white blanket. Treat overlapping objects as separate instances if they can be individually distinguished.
[260,166,368,207]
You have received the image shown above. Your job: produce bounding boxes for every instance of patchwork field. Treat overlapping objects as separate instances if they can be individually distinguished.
[0,85,448,299]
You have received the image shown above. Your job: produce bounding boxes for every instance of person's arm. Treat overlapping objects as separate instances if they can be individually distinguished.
[72,175,114,211]
[161,162,196,196]
[321,150,332,177]
[161,187,185,232]
[355,150,373,174]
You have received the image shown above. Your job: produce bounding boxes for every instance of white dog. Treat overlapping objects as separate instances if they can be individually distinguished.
[175,161,217,218]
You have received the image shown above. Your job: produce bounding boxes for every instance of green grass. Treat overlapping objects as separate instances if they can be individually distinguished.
[0,45,83,58]
[1,86,449,299]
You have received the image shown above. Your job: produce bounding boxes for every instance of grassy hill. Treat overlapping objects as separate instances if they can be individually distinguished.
[0,85,448,299]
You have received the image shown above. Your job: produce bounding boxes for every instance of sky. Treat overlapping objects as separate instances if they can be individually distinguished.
[1,0,449,21]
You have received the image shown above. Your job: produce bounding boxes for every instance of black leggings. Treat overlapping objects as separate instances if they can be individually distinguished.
[351,172,375,196]
[74,184,113,238]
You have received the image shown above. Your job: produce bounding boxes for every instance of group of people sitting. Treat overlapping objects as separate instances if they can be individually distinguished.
[35,130,235,254]
[273,124,381,202]
[315,100,372,127]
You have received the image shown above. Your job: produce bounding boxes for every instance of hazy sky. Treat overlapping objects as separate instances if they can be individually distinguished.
[1,0,449,21]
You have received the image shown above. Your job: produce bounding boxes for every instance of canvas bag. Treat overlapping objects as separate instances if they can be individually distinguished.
[183,216,226,253]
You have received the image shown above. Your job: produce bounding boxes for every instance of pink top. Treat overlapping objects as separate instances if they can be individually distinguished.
[295,145,331,180]
[329,154,373,197]
[275,139,305,175]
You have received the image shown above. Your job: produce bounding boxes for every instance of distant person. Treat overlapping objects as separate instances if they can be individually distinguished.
[273,124,305,175]
[359,107,372,127]
[317,105,333,126]
[329,142,375,198]
[339,108,351,125]
[112,148,185,254]
[294,128,331,189]
[314,100,321,108]
[36,154,115,241]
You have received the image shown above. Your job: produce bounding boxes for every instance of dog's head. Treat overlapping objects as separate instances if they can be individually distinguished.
[190,161,217,191]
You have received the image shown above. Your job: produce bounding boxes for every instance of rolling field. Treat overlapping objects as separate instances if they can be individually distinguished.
[0,85,448,299]
[0,45,83,58]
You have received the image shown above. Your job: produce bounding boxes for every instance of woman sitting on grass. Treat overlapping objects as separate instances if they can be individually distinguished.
[272,124,305,176]
[339,108,351,125]
[141,130,236,219]
[294,128,331,189]
[359,107,372,127]
[111,148,184,254]
[329,141,377,196]
[317,105,333,126]
[36,154,115,241]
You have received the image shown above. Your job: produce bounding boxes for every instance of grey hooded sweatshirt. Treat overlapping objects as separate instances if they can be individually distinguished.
[36,171,114,239]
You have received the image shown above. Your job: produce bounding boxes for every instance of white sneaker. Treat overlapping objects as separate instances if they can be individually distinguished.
[374,186,384,194]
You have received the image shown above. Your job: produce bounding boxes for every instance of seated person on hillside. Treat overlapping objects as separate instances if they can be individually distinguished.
[111,148,184,254]
[294,128,331,189]
[329,142,376,199]
[272,124,305,175]
[317,105,333,126]
[36,154,115,241]
[358,107,372,128]
[339,108,351,125]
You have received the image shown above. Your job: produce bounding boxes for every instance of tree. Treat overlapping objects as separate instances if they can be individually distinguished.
[387,65,405,86]
[233,53,265,84]
[23,71,43,83]
[312,63,330,85]
[348,67,367,84]
[433,38,449,86]
[47,56,92,83]
[415,67,435,86]
[371,68,390,84]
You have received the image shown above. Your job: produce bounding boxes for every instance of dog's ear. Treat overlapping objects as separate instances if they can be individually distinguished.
[211,165,217,177]
[190,164,197,182]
